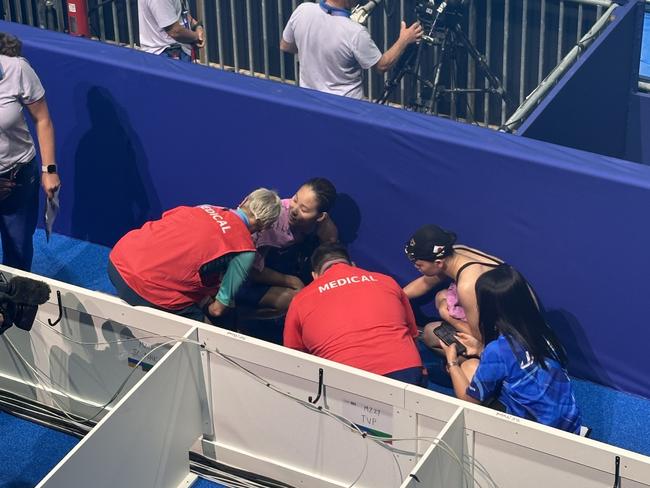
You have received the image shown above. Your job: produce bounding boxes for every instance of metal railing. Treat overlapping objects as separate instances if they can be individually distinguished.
[2,0,617,128]
[2,0,65,31]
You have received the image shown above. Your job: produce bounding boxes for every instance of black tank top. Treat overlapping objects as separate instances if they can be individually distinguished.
[454,246,503,284]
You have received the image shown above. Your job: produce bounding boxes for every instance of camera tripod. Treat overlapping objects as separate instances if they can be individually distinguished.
[377,13,513,122]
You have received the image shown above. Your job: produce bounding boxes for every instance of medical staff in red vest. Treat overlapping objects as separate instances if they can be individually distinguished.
[284,243,424,385]
[108,188,281,323]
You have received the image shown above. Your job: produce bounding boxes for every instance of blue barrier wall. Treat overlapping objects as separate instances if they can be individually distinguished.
[519,0,643,160]
[3,21,650,398]
[626,91,650,164]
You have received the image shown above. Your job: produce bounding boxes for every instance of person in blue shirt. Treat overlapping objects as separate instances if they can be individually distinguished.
[440,264,581,433]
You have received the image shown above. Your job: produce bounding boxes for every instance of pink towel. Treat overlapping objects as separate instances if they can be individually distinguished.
[446,283,467,321]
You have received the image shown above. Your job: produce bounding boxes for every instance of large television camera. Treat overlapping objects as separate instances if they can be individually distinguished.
[0,273,51,335]
[415,0,467,31]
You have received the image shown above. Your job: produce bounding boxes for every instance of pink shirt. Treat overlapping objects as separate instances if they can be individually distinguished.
[252,199,296,270]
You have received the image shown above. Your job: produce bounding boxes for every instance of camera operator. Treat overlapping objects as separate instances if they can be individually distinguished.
[280,0,423,99]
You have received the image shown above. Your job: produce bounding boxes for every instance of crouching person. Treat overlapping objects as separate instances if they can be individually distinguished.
[108,188,281,324]
[441,264,581,433]
[284,243,424,385]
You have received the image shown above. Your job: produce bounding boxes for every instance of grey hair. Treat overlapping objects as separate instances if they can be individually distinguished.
[0,33,22,57]
[240,188,281,229]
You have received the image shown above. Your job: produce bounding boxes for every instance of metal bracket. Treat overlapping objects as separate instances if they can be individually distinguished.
[308,368,324,404]
[613,456,621,488]
[47,290,63,326]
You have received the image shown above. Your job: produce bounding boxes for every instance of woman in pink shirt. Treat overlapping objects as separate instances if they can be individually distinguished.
[237,177,338,315]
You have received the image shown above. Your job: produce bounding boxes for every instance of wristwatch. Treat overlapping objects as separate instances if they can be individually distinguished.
[41,164,57,174]
[446,360,459,370]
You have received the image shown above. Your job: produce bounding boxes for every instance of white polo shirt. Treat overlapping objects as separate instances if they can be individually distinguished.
[0,55,45,172]
[282,2,382,99]
[138,0,191,55]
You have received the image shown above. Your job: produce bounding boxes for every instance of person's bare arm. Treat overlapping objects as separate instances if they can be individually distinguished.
[186,14,205,47]
[164,20,200,44]
[25,98,60,199]
[456,282,481,340]
[280,38,298,54]
[403,275,440,299]
[250,267,304,290]
[373,21,422,73]
[440,340,480,403]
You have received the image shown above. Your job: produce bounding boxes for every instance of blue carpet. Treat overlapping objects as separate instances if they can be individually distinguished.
[5,231,650,458]
[573,378,650,455]
[0,411,78,487]
[192,479,225,488]
[28,230,115,295]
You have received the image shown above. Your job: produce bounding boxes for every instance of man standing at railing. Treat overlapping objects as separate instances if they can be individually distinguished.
[138,0,205,61]
[280,0,422,99]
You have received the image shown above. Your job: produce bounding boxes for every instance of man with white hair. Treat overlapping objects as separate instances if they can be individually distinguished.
[108,188,281,323]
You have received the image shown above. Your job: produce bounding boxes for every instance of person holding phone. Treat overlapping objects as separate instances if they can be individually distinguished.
[440,264,581,433]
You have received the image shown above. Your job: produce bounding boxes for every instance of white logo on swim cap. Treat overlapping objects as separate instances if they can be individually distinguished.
[433,245,445,255]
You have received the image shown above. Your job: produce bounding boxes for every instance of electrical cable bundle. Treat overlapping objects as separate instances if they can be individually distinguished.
[0,389,94,438]
[190,451,296,488]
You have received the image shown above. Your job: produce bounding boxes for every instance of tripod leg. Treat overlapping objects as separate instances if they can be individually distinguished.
[453,23,514,109]
[425,27,451,115]
[376,43,418,105]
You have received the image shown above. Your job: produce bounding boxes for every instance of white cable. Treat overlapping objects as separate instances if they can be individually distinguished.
[35,317,185,346]
[3,335,88,425]
[28,323,497,488]
[364,434,496,488]
[366,435,475,488]
[3,332,177,425]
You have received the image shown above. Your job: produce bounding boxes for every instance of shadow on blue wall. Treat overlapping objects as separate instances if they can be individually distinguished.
[67,86,160,244]
[545,309,613,387]
[329,193,362,246]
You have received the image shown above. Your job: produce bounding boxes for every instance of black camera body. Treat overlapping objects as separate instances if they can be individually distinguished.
[0,273,51,334]
[415,0,467,31]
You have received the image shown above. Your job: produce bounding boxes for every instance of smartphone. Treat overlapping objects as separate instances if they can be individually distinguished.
[433,321,467,356]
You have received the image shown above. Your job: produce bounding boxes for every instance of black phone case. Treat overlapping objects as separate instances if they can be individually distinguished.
[433,321,467,356]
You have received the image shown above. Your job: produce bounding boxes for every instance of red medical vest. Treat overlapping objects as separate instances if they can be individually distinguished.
[284,263,422,376]
[110,205,254,310]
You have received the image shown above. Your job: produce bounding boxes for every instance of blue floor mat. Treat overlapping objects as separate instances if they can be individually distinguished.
[192,478,226,488]
[0,411,78,487]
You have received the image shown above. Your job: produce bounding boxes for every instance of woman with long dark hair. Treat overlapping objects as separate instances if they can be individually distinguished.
[440,264,581,433]
[0,33,60,271]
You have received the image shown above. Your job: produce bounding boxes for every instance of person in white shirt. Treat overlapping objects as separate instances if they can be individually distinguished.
[0,33,60,271]
[138,0,205,61]
[280,0,422,99]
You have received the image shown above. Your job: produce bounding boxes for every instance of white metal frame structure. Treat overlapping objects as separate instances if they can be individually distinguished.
[0,264,649,488]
